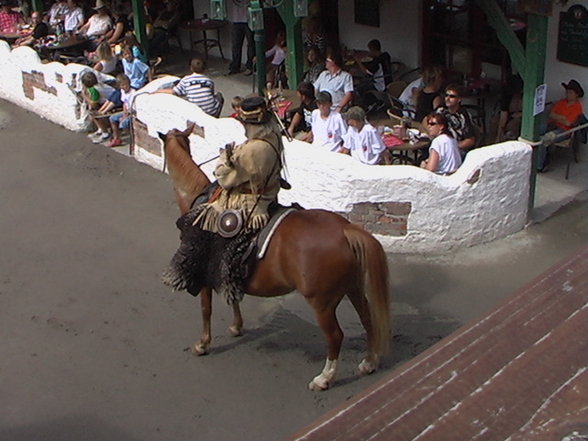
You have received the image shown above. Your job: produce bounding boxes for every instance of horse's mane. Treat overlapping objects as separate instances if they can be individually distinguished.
[165,133,211,201]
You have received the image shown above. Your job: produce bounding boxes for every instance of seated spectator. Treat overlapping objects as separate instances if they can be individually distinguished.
[421,112,462,175]
[149,0,181,58]
[414,65,444,122]
[492,73,523,143]
[311,91,347,152]
[230,95,243,118]
[47,0,67,32]
[63,0,84,33]
[121,45,149,89]
[78,0,113,51]
[122,33,147,64]
[428,84,476,158]
[264,30,287,89]
[13,10,47,47]
[0,0,23,33]
[302,45,325,84]
[398,75,424,116]
[353,39,392,93]
[92,41,118,74]
[80,70,118,143]
[302,16,325,55]
[105,3,129,44]
[340,106,387,165]
[107,73,136,148]
[157,56,224,117]
[538,79,585,171]
[314,50,354,112]
[287,81,317,142]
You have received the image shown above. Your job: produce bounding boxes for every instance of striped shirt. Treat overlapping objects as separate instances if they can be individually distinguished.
[173,73,220,116]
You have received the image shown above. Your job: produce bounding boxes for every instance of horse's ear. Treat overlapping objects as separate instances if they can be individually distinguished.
[184,122,196,136]
[158,132,166,141]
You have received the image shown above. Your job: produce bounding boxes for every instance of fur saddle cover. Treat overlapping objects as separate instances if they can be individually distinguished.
[161,203,300,304]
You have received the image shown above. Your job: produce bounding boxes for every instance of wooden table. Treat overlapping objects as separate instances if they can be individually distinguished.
[0,31,25,43]
[267,88,301,121]
[181,19,226,60]
[41,35,88,62]
[370,116,429,165]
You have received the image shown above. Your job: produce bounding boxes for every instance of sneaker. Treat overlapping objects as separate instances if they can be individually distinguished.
[87,130,102,138]
[108,138,123,148]
[243,68,253,76]
[225,69,240,76]
[93,132,111,144]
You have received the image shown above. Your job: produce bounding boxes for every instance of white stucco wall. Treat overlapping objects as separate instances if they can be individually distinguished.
[131,90,531,253]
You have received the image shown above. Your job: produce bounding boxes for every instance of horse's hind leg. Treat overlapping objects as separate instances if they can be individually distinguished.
[308,301,344,391]
[228,302,243,337]
[193,287,213,355]
[347,287,379,375]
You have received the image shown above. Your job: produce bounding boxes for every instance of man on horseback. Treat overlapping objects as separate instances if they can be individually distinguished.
[194,96,285,235]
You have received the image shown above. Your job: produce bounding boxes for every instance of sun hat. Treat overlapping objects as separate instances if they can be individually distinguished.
[561,79,584,98]
[93,0,107,10]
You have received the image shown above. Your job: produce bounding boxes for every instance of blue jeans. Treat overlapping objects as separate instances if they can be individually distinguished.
[229,22,254,73]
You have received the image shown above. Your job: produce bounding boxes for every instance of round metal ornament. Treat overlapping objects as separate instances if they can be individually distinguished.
[217,209,244,238]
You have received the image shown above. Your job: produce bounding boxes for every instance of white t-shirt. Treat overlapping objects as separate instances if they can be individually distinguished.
[121,88,136,109]
[343,122,386,165]
[86,14,112,37]
[311,109,347,152]
[64,7,84,32]
[429,133,462,174]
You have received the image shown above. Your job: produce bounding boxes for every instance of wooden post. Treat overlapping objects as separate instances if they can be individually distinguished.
[276,0,304,89]
[131,0,149,57]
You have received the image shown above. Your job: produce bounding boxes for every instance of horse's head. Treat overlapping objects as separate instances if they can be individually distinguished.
[158,122,196,155]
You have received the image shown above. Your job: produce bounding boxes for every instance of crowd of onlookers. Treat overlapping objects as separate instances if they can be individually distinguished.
[2,0,584,173]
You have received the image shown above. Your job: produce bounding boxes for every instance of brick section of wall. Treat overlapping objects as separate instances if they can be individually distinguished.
[22,70,57,100]
[339,201,411,236]
[133,118,161,156]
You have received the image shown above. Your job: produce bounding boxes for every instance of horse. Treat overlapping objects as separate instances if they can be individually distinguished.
[158,124,391,391]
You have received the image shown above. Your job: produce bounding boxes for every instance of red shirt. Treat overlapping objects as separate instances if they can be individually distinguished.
[550,99,584,131]
[0,11,21,33]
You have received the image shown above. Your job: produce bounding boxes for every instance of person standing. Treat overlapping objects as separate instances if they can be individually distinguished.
[227,0,254,76]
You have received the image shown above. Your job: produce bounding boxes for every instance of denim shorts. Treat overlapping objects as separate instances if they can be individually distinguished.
[110,112,130,129]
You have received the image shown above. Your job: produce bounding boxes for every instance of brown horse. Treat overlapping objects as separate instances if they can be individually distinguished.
[159,124,391,391]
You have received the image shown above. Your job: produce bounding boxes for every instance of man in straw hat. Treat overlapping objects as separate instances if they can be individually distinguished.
[195,96,285,234]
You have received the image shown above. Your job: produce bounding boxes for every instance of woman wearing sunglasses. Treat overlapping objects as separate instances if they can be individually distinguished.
[421,112,462,175]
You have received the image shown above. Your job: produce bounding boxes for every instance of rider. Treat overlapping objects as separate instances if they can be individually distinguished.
[195,96,285,235]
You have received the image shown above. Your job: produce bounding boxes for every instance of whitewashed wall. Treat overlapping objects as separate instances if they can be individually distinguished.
[132,90,531,253]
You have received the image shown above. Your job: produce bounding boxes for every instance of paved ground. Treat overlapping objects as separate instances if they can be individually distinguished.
[0,77,587,441]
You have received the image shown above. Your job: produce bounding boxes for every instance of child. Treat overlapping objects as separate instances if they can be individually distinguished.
[121,45,149,90]
[340,106,388,165]
[287,81,317,142]
[80,70,117,142]
[230,95,243,118]
[311,91,347,152]
[107,73,136,147]
[92,41,118,75]
[265,31,287,89]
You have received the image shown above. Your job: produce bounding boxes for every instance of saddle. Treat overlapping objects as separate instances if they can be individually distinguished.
[163,184,301,305]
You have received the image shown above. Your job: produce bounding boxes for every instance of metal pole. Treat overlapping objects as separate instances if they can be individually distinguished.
[131,0,149,58]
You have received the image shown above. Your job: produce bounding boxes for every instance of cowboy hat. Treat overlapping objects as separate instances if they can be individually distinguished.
[561,79,584,98]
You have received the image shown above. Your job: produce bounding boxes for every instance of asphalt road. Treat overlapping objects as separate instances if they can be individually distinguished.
[1,99,586,441]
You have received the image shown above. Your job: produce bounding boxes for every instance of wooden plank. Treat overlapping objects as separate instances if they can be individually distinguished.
[288,245,588,441]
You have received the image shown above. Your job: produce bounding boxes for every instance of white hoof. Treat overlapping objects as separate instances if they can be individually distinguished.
[308,377,330,391]
[228,325,242,337]
[358,357,378,375]
[308,358,337,391]
[192,342,209,356]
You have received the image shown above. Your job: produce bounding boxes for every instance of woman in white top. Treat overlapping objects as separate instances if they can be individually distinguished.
[421,112,462,175]
[340,106,387,165]
[311,91,347,152]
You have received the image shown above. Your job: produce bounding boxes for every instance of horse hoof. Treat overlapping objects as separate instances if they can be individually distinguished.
[228,325,242,337]
[358,358,378,375]
[192,343,209,356]
[308,378,329,391]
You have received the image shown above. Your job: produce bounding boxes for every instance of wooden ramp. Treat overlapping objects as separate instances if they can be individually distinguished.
[288,246,588,441]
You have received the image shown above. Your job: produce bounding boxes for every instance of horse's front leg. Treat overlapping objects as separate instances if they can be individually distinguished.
[193,287,212,355]
[228,302,243,337]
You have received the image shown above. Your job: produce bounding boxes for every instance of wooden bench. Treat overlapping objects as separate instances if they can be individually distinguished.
[288,245,588,441]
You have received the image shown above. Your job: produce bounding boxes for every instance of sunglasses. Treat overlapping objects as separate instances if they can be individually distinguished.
[445,93,459,98]
[427,121,439,126]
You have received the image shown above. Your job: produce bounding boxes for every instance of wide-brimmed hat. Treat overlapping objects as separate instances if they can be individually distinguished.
[238,96,269,124]
[93,0,107,10]
[562,79,584,98]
